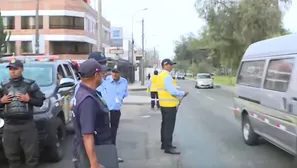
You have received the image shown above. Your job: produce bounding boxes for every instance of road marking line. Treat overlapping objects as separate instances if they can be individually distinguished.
[228,107,235,110]
[196,91,200,93]
[207,96,214,100]
[141,115,151,118]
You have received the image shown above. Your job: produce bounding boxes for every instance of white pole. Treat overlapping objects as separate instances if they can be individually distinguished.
[97,0,102,51]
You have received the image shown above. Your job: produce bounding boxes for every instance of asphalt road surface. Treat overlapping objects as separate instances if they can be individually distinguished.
[176,79,296,168]
[2,79,297,168]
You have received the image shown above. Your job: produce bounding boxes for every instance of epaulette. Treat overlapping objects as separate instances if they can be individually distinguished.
[23,79,35,84]
[1,80,10,86]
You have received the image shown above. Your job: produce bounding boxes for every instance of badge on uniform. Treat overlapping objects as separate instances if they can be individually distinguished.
[115,97,120,103]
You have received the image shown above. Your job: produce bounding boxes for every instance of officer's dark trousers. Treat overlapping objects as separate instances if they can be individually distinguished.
[110,110,121,145]
[150,92,160,108]
[3,120,39,168]
[160,107,177,149]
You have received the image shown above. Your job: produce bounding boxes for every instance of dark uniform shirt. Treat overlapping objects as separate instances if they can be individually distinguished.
[72,83,111,147]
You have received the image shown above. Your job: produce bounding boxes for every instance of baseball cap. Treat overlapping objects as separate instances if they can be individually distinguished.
[6,59,23,69]
[88,51,107,64]
[78,59,102,78]
[161,58,176,67]
[101,65,111,72]
[111,64,120,73]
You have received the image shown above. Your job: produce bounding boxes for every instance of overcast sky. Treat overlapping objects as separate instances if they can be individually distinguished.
[102,0,297,59]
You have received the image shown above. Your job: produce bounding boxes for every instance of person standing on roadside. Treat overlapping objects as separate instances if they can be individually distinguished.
[100,65,128,163]
[70,51,108,168]
[157,59,188,155]
[147,70,160,109]
[0,59,45,168]
[72,59,118,168]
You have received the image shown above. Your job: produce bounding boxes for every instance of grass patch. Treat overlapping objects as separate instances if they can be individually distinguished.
[213,76,236,86]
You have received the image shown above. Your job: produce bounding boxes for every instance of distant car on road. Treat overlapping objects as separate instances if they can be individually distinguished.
[175,73,185,80]
[195,73,214,89]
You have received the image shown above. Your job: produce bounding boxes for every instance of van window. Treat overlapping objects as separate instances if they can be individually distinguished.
[237,61,265,88]
[264,58,294,92]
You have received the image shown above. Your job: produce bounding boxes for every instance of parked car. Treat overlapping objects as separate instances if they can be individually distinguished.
[0,55,78,162]
[233,33,297,159]
[195,73,214,89]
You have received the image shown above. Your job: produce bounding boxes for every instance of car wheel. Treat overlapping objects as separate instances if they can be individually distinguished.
[242,115,259,146]
[210,86,214,89]
[46,117,66,162]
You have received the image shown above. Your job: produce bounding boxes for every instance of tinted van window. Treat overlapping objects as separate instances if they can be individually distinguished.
[264,58,294,92]
[237,60,265,88]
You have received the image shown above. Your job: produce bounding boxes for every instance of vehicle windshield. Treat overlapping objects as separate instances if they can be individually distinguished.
[0,64,54,87]
[197,74,211,79]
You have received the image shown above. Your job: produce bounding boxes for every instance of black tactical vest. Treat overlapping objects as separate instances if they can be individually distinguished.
[1,79,32,118]
[73,85,112,145]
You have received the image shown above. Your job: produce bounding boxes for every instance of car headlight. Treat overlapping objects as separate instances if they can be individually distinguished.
[34,99,50,112]
[0,118,4,128]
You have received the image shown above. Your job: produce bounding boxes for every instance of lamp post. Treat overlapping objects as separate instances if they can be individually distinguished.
[131,8,148,65]
[35,0,40,54]
[97,0,102,51]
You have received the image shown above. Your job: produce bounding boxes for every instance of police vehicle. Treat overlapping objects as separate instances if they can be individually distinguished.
[0,55,77,162]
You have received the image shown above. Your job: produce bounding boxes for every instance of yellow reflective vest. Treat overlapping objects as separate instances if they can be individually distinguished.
[157,71,179,107]
[150,75,158,92]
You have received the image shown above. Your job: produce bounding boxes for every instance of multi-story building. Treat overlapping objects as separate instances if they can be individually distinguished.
[1,0,111,59]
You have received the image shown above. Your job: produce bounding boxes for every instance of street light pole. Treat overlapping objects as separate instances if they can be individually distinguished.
[131,8,147,65]
[35,0,40,54]
[141,18,145,85]
[97,0,102,52]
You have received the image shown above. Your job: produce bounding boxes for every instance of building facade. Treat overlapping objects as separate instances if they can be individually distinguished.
[1,0,111,59]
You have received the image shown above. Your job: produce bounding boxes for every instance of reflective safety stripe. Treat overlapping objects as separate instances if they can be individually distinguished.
[159,98,180,102]
[157,88,166,91]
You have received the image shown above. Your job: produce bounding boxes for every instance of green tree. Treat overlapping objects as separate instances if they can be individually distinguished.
[0,12,11,57]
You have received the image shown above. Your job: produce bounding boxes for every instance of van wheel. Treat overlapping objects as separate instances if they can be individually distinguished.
[242,115,259,146]
[46,118,66,162]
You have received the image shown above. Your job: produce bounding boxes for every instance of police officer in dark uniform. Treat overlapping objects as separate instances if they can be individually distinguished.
[72,59,118,168]
[0,59,45,168]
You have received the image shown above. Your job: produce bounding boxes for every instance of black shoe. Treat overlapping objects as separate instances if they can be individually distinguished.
[161,145,176,150]
[164,148,181,155]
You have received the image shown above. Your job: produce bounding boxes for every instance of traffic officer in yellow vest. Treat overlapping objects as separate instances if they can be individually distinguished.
[147,70,160,109]
[157,58,188,155]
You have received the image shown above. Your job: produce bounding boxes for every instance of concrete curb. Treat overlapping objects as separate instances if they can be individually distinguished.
[123,102,150,105]
[128,88,147,91]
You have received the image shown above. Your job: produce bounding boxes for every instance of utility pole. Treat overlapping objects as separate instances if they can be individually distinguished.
[35,0,40,54]
[131,34,134,65]
[97,0,102,51]
[153,47,156,69]
[140,18,145,85]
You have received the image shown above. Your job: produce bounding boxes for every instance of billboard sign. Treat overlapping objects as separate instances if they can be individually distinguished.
[111,27,123,47]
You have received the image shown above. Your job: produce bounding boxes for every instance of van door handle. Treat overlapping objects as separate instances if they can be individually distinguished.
[282,97,287,109]
[292,97,297,101]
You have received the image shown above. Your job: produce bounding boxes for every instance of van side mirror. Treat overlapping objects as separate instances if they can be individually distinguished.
[59,78,75,88]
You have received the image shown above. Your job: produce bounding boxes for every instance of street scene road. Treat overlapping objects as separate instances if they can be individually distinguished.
[2,80,297,168]
[176,80,296,168]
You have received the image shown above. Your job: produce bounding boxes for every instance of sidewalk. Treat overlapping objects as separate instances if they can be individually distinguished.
[128,81,148,91]
[117,105,183,168]
[123,95,150,105]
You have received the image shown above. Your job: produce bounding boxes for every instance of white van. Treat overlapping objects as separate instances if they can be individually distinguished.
[233,33,297,156]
